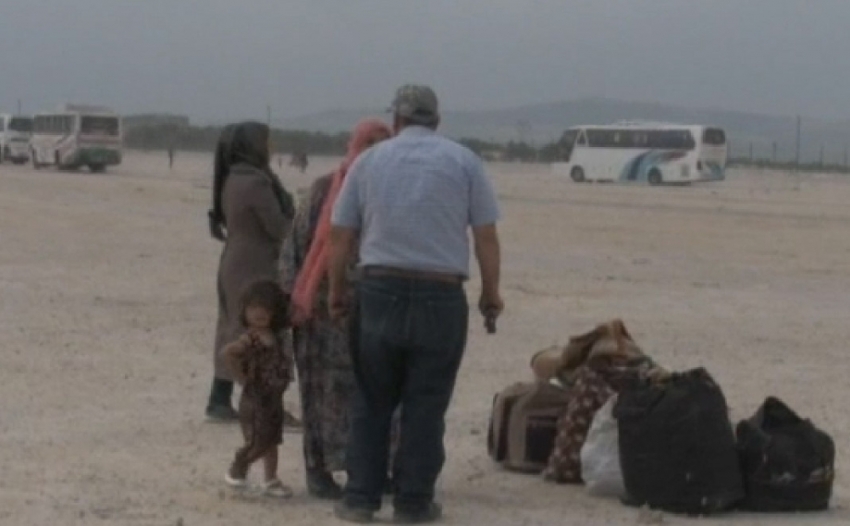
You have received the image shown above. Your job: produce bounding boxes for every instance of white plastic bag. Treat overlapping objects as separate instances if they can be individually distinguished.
[580,395,625,498]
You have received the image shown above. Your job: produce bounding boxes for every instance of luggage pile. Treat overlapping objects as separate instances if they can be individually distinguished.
[487,319,836,516]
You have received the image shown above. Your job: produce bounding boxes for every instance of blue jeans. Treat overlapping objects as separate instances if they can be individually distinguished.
[344,276,469,513]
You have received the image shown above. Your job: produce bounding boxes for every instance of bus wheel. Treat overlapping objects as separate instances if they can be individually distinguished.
[648,168,662,186]
[570,166,586,183]
[89,164,106,173]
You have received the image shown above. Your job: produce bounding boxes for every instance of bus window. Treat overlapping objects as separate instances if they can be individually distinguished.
[81,116,119,136]
[703,128,726,145]
[680,131,696,149]
[613,131,623,146]
[587,129,615,147]
[648,130,695,150]
[587,129,638,148]
[577,131,587,146]
[9,117,32,133]
[619,130,641,148]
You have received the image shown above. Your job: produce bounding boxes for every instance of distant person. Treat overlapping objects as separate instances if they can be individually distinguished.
[328,85,503,523]
[222,279,294,498]
[205,122,295,422]
[289,151,308,174]
[280,118,394,499]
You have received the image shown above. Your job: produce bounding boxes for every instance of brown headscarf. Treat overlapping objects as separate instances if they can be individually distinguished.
[227,121,294,222]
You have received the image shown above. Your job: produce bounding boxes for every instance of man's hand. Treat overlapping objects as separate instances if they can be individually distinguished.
[328,226,358,322]
[472,223,502,334]
[479,290,504,333]
[208,210,227,242]
[328,287,350,321]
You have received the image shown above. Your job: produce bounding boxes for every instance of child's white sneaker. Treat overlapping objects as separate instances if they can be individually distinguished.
[224,472,248,488]
[262,479,293,499]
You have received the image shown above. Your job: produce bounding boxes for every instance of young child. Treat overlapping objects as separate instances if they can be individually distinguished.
[222,279,293,498]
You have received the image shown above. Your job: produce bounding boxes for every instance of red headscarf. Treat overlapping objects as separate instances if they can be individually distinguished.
[290,118,391,324]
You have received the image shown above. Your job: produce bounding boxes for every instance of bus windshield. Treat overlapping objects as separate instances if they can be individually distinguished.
[559,130,578,161]
[81,116,119,136]
[702,128,726,146]
[9,117,33,133]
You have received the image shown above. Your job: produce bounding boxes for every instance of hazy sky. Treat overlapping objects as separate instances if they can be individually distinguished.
[1,0,848,123]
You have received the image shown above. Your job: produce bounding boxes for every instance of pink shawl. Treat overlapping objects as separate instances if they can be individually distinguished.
[290,118,391,324]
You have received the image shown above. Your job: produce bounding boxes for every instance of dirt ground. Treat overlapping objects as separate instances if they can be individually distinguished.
[0,151,847,525]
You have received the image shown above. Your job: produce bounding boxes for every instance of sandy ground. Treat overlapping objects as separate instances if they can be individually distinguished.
[0,150,848,526]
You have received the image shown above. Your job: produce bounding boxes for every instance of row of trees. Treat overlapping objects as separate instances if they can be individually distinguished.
[124,123,350,156]
[123,122,566,162]
[727,157,850,174]
[124,123,850,174]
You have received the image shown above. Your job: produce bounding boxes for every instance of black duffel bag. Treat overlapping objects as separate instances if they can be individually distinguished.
[614,367,744,515]
[736,396,835,512]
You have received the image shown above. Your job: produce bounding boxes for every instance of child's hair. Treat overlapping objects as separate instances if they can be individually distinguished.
[238,279,290,331]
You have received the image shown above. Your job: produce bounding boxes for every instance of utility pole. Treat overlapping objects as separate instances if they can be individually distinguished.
[514,120,532,162]
[794,115,801,171]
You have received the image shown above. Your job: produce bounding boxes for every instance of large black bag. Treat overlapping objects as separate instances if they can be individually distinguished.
[614,368,744,515]
[736,397,835,512]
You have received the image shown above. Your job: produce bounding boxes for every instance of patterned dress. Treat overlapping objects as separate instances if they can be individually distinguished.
[226,331,293,478]
[280,175,361,472]
[543,366,615,483]
[543,361,656,484]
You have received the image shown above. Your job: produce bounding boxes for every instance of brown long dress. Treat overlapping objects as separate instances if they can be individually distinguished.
[225,331,293,477]
[213,164,291,380]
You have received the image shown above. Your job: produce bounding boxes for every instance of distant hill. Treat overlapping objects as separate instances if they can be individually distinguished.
[278,97,850,164]
[124,113,190,129]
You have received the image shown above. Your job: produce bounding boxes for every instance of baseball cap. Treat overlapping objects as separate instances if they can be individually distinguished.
[387,84,439,125]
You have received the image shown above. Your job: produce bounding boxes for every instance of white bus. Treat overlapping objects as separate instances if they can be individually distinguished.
[31,104,122,172]
[552,122,727,185]
[0,114,33,164]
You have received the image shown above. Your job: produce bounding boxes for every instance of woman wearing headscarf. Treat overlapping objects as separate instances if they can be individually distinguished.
[205,122,295,421]
[280,119,394,498]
